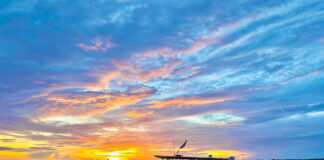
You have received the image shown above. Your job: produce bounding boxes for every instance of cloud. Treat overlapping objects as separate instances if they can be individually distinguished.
[1,0,324,159]
[29,147,56,151]
[77,36,115,52]
[141,38,220,59]
[107,5,146,24]
[29,151,55,159]
[125,110,154,118]
[148,96,234,108]
[178,112,245,126]
[0,147,14,151]
[0,146,55,152]
[0,139,16,142]
[36,88,155,118]
[246,103,324,124]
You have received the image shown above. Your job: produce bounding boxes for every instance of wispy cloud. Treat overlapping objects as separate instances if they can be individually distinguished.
[77,36,115,52]
[178,112,245,126]
[148,96,234,108]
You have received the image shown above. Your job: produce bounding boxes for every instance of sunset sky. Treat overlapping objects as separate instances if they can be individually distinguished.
[1,0,324,160]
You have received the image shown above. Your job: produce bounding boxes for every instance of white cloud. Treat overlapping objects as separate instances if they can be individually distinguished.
[179,112,245,126]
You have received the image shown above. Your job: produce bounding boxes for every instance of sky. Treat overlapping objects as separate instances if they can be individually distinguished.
[0,0,324,160]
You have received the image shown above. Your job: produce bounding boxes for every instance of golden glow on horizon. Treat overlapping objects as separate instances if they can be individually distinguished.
[200,150,245,158]
[0,151,29,160]
[0,133,251,160]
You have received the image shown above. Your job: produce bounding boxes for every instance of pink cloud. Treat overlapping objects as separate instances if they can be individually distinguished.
[148,96,235,109]
[278,68,324,85]
[77,36,115,52]
[141,38,220,60]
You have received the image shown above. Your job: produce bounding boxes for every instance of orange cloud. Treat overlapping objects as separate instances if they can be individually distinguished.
[23,27,225,122]
[37,89,154,118]
[138,60,181,82]
[83,58,181,91]
[125,110,154,118]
